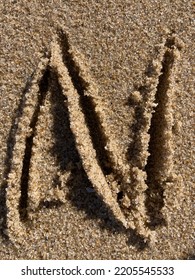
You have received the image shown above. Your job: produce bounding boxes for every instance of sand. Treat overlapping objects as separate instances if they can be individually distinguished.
[0,0,194,259]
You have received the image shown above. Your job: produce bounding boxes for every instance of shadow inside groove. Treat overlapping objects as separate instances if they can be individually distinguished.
[49,69,81,172]
[19,67,50,221]
[145,42,175,229]
[49,69,119,226]
[49,67,147,250]
[0,70,36,238]
[66,170,148,251]
[57,29,113,176]
[126,37,177,230]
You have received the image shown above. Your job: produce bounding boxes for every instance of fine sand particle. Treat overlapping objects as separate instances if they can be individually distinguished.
[0,0,194,259]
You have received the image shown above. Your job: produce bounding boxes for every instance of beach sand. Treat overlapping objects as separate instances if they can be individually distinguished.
[0,0,194,259]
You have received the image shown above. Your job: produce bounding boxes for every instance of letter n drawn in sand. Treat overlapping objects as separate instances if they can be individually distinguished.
[6,30,183,243]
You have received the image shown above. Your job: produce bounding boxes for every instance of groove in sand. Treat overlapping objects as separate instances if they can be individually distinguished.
[50,33,128,228]
[6,57,50,239]
[145,36,182,228]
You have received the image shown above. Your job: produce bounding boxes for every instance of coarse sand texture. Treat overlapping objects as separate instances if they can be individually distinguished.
[0,1,194,259]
